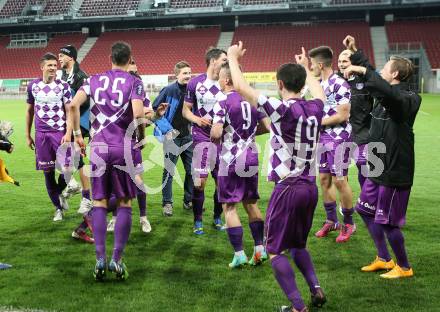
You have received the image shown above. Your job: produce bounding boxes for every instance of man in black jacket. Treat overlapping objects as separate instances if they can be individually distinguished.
[338,36,374,188]
[58,45,93,243]
[344,54,421,279]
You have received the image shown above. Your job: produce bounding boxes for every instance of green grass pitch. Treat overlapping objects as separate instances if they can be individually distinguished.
[0,95,439,312]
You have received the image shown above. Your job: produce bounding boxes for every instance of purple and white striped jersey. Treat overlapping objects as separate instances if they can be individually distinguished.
[213,90,266,171]
[80,69,145,146]
[257,94,324,183]
[185,73,227,142]
[320,73,352,142]
[27,79,72,132]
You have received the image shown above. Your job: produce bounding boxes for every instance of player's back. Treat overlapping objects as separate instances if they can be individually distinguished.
[262,96,324,183]
[86,69,143,146]
[215,91,264,170]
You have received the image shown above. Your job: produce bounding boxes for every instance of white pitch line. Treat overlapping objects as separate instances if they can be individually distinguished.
[419,110,430,116]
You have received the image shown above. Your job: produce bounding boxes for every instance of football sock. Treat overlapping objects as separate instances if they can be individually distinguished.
[226,226,243,252]
[382,225,410,269]
[57,174,67,193]
[82,189,90,200]
[359,214,391,262]
[43,170,62,210]
[213,189,222,219]
[112,207,132,262]
[249,220,264,246]
[324,201,338,223]
[192,188,204,222]
[92,207,107,260]
[291,248,320,295]
[271,255,305,311]
[137,189,147,218]
[342,207,354,225]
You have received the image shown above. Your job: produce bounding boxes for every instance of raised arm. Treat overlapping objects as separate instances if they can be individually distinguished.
[227,41,260,107]
[343,35,375,70]
[295,47,326,103]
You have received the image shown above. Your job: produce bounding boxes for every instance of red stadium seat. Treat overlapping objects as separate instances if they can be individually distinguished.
[0,33,87,79]
[80,28,221,75]
[386,20,440,69]
[231,22,375,72]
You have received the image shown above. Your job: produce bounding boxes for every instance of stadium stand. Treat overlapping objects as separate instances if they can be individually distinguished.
[0,0,27,18]
[78,0,139,17]
[80,27,221,75]
[168,0,223,9]
[386,20,440,69]
[329,0,389,5]
[235,0,288,5]
[42,0,74,16]
[0,33,87,79]
[231,22,375,72]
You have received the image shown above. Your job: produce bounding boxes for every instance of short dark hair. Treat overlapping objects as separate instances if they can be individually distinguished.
[276,63,307,93]
[40,52,57,64]
[308,46,333,68]
[111,41,131,66]
[205,47,226,67]
[390,56,414,82]
[220,62,232,83]
[174,61,191,76]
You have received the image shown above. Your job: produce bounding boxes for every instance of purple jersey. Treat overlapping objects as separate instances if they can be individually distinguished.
[80,69,145,147]
[257,94,324,183]
[185,73,226,142]
[27,79,72,132]
[320,73,352,141]
[213,91,265,171]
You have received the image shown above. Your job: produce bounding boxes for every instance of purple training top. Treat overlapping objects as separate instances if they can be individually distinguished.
[27,79,72,132]
[185,73,227,142]
[80,69,146,147]
[257,94,324,183]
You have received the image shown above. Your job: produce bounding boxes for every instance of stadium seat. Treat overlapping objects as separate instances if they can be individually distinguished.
[80,27,221,75]
[78,0,140,17]
[0,0,27,18]
[231,22,375,72]
[386,20,440,69]
[0,33,87,79]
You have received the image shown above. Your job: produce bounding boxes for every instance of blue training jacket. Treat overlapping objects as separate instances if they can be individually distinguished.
[152,81,185,142]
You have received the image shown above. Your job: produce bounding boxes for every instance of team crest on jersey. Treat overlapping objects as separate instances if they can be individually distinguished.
[33,86,41,93]
[136,84,143,96]
[356,83,364,90]
[197,86,207,95]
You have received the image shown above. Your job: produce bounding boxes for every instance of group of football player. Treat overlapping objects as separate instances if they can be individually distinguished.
[24,33,420,311]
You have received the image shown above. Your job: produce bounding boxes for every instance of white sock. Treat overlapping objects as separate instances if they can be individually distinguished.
[234,250,245,257]
[255,245,265,253]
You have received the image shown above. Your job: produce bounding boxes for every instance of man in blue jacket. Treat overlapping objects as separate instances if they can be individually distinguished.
[153,61,193,217]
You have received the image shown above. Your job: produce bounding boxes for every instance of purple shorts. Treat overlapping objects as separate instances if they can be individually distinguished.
[90,144,138,200]
[319,140,352,177]
[265,178,318,254]
[355,178,411,228]
[35,131,64,171]
[217,172,260,203]
[191,140,219,179]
